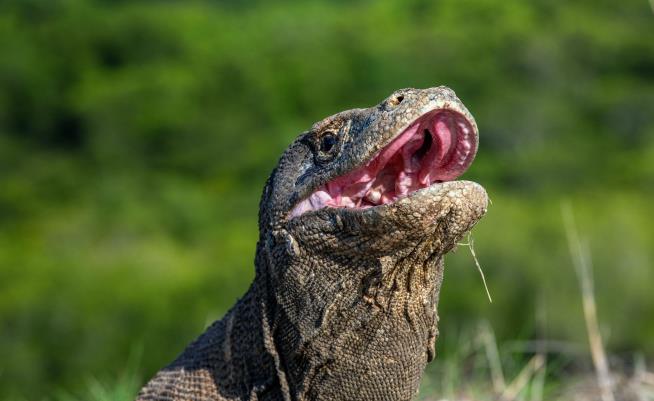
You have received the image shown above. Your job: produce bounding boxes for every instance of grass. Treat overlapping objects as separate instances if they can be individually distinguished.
[50,347,143,401]
[416,204,654,401]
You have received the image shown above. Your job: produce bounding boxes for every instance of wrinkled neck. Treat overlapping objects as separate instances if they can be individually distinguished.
[264,240,446,401]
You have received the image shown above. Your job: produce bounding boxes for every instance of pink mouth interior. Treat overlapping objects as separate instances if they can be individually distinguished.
[291,110,477,218]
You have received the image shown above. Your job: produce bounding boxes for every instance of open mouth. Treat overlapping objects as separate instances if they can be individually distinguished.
[291,109,477,218]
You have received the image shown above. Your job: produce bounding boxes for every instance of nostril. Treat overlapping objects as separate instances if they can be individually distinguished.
[388,95,404,107]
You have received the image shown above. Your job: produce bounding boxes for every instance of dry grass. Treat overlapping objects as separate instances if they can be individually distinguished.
[52,205,654,401]
[459,233,493,303]
[420,204,654,401]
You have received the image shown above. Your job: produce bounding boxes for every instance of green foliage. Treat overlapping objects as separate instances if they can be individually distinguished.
[0,0,653,399]
[53,346,142,401]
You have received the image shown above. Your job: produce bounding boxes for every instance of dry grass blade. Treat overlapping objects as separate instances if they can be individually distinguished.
[459,233,493,303]
[500,354,546,401]
[530,357,546,401]
[561,202,615,401]
[478,321,506,394]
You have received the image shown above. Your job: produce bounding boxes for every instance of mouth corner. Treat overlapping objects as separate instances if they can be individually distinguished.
[290,107,479,219]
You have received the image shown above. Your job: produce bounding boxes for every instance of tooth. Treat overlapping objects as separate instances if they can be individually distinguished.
[309,190,332,209]
[419,171,430,185]
[380,193,394,204]
[342,180,376,199]
[365,189,382,204]
[339,197,356,208]
[456,147,470,164]
[396,171,418,195]
[290,199,312,217]
[457,121,469,135]
[358,172,374,182]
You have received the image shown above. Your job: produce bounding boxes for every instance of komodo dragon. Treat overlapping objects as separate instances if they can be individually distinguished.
[137,86,488,401]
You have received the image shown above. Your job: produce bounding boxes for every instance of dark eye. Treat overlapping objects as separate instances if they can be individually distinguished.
[319,132,337,153]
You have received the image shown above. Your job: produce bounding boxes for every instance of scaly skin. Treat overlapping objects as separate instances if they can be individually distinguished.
[137,87,488,401]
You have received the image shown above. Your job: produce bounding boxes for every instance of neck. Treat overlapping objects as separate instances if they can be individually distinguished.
[265,238,446,401]
[227,275,295,401]
[203,228,447,401]
[165,268,290,400]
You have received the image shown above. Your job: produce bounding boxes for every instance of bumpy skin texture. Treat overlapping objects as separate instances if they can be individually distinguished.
[137,87,488,401]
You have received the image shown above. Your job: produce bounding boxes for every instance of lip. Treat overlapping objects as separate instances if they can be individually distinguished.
[290,106,478,219]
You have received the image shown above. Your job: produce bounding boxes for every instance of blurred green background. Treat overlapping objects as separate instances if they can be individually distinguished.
[1,0,653,399]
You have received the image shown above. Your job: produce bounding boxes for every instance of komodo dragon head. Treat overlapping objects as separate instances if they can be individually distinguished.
[257,86,488,399]
[138,86,488,401]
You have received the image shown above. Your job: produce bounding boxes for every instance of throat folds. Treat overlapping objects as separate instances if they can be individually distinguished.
[284,244,447,400]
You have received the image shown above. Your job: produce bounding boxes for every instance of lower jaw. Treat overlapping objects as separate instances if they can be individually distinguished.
[336,180,487,220]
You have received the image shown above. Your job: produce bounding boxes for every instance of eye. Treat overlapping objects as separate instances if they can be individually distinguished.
[319,131,337,153]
